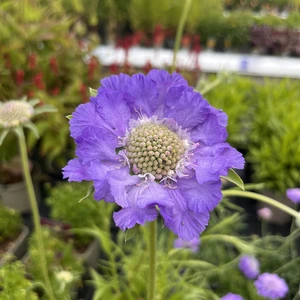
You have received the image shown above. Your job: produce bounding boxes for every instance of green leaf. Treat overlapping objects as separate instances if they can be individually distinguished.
[28,99,40,106]
[66,115,73,120]
[89,87,98,97]
[79,185,94,202]
[125,224,140,242]
[24,122,39,139]
[34,104,57,115]
[221,168,244,190]
[0,129,10,146]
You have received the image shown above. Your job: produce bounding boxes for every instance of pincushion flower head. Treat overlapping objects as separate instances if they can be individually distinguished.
[238,255,260,279]
[254,273,289,299]
[0,97,57,145]
[174,237,200,252]
[220,293,244,300]
[286,188,300,204]
[63,70,244,240]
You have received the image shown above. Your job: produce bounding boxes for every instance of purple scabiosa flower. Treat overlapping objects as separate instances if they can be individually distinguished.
[220,292,244,300]
[257,207,272,220]
[173,237,200,252]
[62,70,244,240]
[254,273,289,299]
[286,188,300,204]
[238,255,260,279]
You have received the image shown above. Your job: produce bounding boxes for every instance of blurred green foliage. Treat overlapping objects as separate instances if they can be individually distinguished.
[46,181,111,248]
[27,227,84,299]
[0,204,22,244]
[0,261,39,300]
[0,0,102,168]
[87,197,300,299]
[247,79,300,192]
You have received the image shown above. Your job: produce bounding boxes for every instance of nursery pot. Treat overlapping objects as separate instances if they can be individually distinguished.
[259,190,294,224]
[0,225,30,266]
[77,239,100,269]
[0,181,41,213]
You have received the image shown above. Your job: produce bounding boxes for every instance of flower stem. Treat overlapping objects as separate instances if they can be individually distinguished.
[17,127,55,300]
[222,190,300,221]
[147,221,157,300]
[171,0,192,72]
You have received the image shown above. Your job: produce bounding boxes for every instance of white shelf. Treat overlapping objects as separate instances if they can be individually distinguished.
[93,45,300,79]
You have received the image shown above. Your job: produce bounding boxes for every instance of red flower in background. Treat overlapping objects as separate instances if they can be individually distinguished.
[109,62,119,74]
[88,57,98,81]
[49,56,59,75]
[28,53,37,70]
[15,70,25,86]
[33,72,45,90]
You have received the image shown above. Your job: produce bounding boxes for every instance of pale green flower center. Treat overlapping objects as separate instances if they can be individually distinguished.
[126,123,185,180]
[0,100,34,128]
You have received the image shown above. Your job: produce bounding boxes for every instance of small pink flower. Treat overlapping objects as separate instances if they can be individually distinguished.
[286,188,300,204]
[257,207,272,220]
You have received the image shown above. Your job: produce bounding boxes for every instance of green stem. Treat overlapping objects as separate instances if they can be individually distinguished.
[147,221,157,300]
[171,0,192,72]
[222,190,300,221]
[17,127,55,300]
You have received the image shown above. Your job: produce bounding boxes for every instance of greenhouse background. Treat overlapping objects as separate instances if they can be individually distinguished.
[0,0,300,299]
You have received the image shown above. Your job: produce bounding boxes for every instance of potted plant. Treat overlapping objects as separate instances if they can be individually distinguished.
[0,203,29,266]
[0,0,102,175]
[0,156,41,213]
[0,261,39,299]
[25,227,84,300]
[247,79,300,223]
[45,181,111,268]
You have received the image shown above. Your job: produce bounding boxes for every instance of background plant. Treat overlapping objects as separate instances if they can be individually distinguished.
[204,75,255,150]
[247,79,300,193]
[0,0,102,170]
[0,261,39,300]
[83,194,300,299]
[26,227,84,300]
[46,181,111,248]
[0,204,22,245]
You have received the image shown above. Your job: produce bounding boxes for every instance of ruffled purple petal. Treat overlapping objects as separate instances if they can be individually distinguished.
[93,73,131,98]
[93,90,131,137]
[107,168,173,209]
[177,177,222,213]
[192,143,245,183]
[62,158,92,182]
[88,160,114,202]
[160,189,210,240]
[69,102,103,139]
[113,206,158,230]
[125,73,159,117]
[75,127,119,165]
[194,156,228,183]
[191,112,228,145]
[107,167,141,207]
[164,90,211,131]
[147,69,188,89]
[147,70,190,117]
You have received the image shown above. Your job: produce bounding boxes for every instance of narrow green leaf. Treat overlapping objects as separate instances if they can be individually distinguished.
[66,115,73,120]
[0,129,9,146]
[89,87,98,97]
[125,224,140,242]
[221,168,245,190]
[24,122,39,139]
[79,185,94,202]
[28,98,40,106]
[34,104,57,115]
